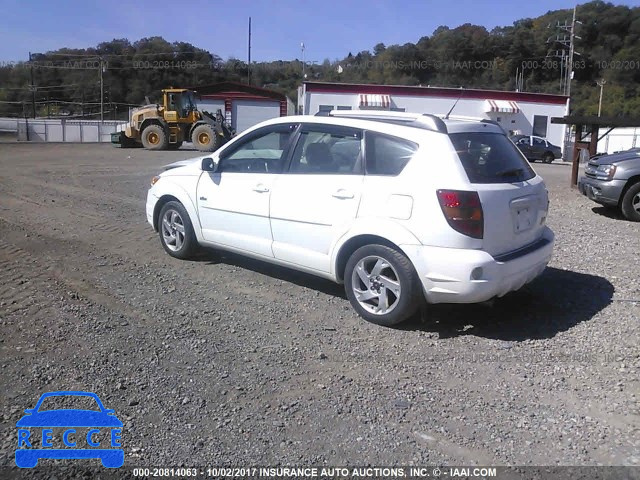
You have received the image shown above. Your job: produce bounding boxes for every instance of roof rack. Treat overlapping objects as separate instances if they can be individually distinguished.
[327,110,448,134]
[436,114,507,133]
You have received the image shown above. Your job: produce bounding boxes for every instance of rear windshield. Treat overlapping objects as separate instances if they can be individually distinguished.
[449,132,536,184]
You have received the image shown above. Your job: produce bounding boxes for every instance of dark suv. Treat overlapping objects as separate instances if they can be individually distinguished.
[511,135,562,163]
[578,148,640,222]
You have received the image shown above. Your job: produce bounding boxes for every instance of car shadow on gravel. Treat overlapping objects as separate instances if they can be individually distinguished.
[591,206,626,220]
[402,267,614,341]
[194,248,346,298]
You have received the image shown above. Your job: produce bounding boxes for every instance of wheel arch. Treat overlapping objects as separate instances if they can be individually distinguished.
[334,234,411,283]
[141,118,167,134]
[151,184,202,240]
[619,174,640,207]
[153,194,180,231]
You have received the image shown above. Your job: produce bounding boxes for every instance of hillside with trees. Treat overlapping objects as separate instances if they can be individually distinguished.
[1,0,639,119]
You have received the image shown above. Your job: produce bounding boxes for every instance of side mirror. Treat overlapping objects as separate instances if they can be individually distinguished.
[201,157,217,172]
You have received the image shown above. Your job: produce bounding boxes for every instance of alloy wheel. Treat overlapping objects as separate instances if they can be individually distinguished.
[351,255,402,315]
[161,209,186,252]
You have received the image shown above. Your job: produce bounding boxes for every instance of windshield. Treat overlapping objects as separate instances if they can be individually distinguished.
[37,395,101,412]
[178,92,197,116]
[449,132,536,184]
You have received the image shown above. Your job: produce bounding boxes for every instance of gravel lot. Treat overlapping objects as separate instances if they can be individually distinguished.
[0,143,638,471]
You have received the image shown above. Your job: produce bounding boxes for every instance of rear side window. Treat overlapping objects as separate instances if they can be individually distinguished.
[365,132,417,176]
[449,132,535,183]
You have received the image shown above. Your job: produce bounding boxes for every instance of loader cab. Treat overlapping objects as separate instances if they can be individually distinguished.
[178,91,198,119]
[162,89,197,122]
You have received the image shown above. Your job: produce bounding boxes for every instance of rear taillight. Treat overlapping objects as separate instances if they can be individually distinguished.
[436,190,484,239]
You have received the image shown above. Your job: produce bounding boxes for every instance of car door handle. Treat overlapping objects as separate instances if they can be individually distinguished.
[252,184,269,193]
[332,189,354,199]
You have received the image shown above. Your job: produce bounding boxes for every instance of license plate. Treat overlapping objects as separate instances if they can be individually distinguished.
[514,207,534,232]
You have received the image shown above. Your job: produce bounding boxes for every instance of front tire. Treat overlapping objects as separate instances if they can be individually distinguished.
[192,124,221,152]
[158,201,198,259]
[141,125,168,151]
[621,182,640,222]
[344,244,421,326]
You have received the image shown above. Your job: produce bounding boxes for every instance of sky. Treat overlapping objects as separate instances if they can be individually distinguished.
[1,0,640,64]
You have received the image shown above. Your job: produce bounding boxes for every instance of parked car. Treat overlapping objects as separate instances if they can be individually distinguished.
[511,134,562,163]
[146,111,554,326]
[578,148,640,222]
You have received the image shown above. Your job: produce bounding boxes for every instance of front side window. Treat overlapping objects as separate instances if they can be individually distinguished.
[219,125,296,173]
[450,132,535,184]
[365,132,417,176]
[288,126,363,174]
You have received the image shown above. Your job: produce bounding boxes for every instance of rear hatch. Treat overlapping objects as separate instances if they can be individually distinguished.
[449,130,549,257]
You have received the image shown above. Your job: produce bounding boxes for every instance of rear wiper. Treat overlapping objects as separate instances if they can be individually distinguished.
[496,168,524,177]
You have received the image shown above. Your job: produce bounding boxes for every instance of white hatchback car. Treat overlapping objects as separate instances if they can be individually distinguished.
[146,111,554,326]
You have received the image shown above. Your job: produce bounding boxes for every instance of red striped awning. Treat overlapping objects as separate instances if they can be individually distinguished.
[359,94,391,109]
[484,99,520,113]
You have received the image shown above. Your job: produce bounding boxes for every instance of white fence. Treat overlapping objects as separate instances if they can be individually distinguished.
[597,127,639,154]
[0,117,127,143]
[0,117,19,133]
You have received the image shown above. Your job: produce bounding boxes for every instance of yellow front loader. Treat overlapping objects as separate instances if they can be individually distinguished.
[117,89,235,152]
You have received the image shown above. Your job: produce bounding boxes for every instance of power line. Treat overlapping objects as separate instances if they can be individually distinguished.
[25,51,213,60]
[0,84,83,91]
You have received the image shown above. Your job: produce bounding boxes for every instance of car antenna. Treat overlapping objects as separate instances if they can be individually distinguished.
[444,88,464,119]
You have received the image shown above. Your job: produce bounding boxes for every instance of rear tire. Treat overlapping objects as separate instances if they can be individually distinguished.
[542,152,554,163]
[192,124,221,152]
[620,182,640,222]
[141,125,168,151]
[158,201,198,259]
[344,244,421,326]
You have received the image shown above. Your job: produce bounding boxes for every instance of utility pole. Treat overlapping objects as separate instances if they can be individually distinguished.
[547,6,581,99]
[29,52,36,118]
[597,79,606,117]
[99,56,104,122]
[301,42,306,79]
[247,17,251,85]
[565,7,577,100]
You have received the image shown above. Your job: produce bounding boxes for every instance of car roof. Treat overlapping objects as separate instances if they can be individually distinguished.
[261,113,505,136]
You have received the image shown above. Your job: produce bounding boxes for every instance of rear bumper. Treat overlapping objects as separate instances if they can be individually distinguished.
[578,177,624,206]
[402,227,554,304]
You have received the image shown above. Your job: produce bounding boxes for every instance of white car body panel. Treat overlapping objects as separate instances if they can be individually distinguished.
[197,171,275,258]
[146,113,554,306]
[270,174,364,272]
